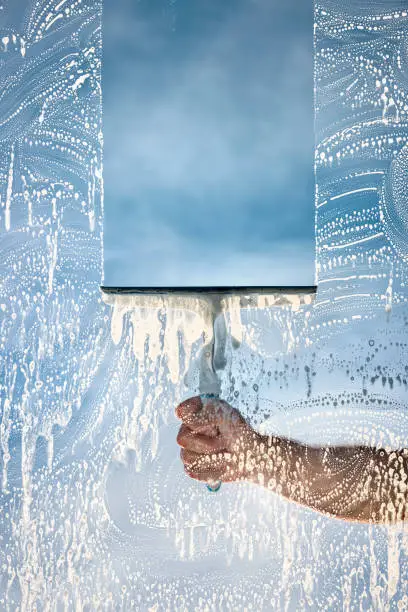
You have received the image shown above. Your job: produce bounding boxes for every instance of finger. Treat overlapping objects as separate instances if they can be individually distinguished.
[177,421,219,440]
[180,448,204,467]
[184,467,221,483]
[184,450,247,484]
[183,452,239,483]
[182,401,221,428]
[181,448,226,476]
[189,422,219,436]
[177,425,227,453]
[181,448,223,481]
[177,400,222,430]
[185,400,243,429]
[175,396,202,420]
[185,466,238,484]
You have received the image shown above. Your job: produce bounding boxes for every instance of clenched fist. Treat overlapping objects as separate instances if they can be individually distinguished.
[175,395,263,484]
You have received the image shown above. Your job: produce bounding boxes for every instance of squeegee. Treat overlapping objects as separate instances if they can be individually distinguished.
[102,0,316,491]
[100,286,316,491]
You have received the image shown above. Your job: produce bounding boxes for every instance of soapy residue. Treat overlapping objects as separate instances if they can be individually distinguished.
[0,0,408,610]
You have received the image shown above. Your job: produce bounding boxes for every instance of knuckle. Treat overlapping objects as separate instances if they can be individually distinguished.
[176,429,185,446]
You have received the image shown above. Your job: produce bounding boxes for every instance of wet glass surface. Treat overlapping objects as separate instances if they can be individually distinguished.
[0,1,408,610]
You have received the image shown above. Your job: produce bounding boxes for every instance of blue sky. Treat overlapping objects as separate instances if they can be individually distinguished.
[103,0,315,286]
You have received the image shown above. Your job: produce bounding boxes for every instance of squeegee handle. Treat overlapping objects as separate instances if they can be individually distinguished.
[200,393,222,492]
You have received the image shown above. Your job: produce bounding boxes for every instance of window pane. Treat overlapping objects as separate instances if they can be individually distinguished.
[103,0,315,287]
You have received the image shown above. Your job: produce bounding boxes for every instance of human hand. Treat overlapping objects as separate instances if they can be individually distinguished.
[175,395,263,484]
